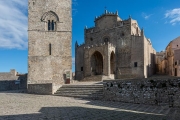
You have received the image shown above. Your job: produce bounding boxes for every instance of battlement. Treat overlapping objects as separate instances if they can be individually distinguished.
[95,10,119,21]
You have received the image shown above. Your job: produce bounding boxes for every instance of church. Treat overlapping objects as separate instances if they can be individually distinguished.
[75,10,156,81]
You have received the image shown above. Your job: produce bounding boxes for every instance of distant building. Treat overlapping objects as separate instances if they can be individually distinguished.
[0,69,27,91]
[155,51,166,74]
[157,36,180,76]
[75,10,156,81]
[0,69,18,81]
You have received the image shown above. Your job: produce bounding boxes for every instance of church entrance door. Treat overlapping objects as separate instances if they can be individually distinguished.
[91,51,103,75]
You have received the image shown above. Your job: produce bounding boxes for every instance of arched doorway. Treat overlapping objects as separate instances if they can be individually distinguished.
[91,51,103,75]
[110,51,115,74]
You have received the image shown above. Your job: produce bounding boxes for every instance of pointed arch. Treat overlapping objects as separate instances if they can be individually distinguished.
[91,51,103,75]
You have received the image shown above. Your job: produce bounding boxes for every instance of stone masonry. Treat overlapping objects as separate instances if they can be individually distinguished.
[103,77,180,107]
[28,0,72,94]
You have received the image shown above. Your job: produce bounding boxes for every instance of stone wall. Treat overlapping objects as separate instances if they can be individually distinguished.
[174,49,180,76]
[0,81,19,91]
[0,70,27,91]
[75,44,84,80]
[103,78,180,107]
[28,83,52,95]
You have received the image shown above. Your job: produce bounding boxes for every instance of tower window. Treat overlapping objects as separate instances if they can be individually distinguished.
[48,20,55,31]
[41,11,59,32]
[81,67,83,71]
[134,62,138,67]
[49,43,51,55]
[90,38,93,41]
[51,20,54,31]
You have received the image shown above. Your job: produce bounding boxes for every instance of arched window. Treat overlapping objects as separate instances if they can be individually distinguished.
[41,11,59,31]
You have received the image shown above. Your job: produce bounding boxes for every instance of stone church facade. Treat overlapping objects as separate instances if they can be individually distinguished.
[28,0,72,94]
[75,10,156,80]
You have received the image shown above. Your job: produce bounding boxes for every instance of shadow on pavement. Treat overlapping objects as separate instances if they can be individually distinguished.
[0,106,170,120]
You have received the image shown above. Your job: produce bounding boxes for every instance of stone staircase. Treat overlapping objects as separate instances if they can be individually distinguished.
[54,82,104,100]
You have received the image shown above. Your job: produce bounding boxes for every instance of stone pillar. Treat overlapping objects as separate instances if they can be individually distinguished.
[107,43,111,76]
[104,43,110,76]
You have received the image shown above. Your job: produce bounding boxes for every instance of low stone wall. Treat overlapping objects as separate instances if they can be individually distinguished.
[0,74,27,91]
[0,81,19,91]
[103,78,180,107]
[28,83,53,95]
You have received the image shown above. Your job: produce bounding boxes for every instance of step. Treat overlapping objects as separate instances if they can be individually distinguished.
[58,88,103,90]
[56,90,103,93]
[60,87,103,89]
[55,92,103,95]
[56,93,103,95]
[54,94,103,98]
[60,85,103,88]
[54,84,104,100]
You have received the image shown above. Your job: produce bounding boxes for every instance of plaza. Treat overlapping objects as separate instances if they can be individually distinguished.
[0,91,179,120]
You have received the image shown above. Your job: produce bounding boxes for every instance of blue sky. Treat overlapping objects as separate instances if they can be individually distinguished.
[0,0,180,73]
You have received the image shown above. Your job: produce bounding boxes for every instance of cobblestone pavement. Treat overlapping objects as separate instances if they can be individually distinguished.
[0,92,180,120]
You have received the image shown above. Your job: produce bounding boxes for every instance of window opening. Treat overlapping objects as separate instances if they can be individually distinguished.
[49,43,51,55]
[134,62,137,67]
[48,20,51,31]
[81,67,83,71]
[51,20,54,31]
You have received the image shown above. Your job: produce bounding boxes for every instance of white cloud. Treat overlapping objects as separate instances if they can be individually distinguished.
[0,0,28,49]
[165,8,180,25]
[142,13,153,20]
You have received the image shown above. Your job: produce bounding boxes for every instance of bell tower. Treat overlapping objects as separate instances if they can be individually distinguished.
[28,0,72,94]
